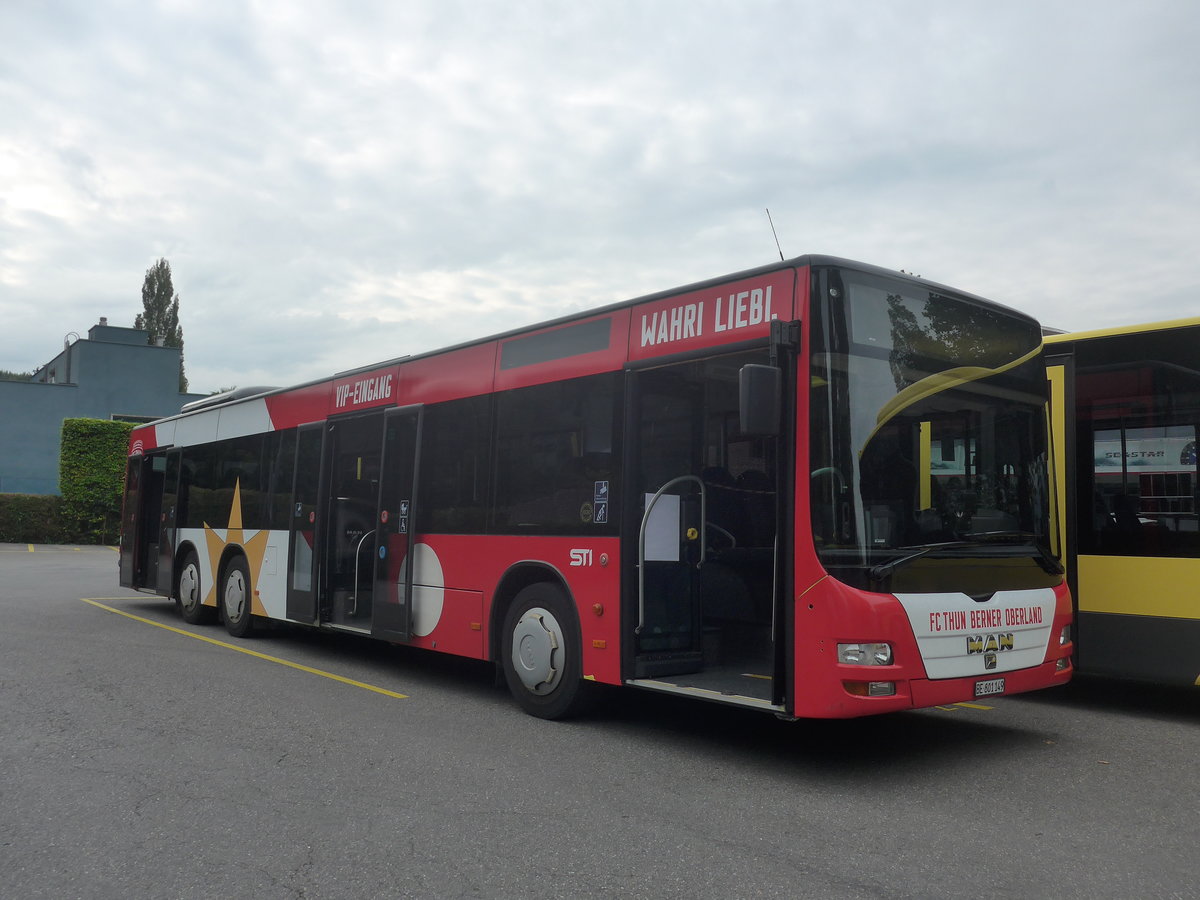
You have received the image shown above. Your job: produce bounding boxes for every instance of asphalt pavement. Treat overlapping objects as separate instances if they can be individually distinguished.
[1,544,1196,899]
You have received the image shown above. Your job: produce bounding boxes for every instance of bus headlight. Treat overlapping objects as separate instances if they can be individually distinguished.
[838,642,893,665]
[1059,625,1072,646]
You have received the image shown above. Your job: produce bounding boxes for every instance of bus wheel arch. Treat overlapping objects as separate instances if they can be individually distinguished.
[493,567,590,719]
[218,548,256,638]
[175,543,215,624]
[489,565,564,659]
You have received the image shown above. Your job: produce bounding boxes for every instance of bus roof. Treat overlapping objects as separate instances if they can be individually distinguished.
[133,253,1032,433]
[1044,315,1200,346]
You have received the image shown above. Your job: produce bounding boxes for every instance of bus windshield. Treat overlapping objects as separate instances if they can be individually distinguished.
[810,266,1058,591]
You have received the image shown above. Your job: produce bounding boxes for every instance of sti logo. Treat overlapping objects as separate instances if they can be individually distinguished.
[569,548,593,567]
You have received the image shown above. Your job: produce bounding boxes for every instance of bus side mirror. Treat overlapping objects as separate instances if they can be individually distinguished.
[739,364,781,436]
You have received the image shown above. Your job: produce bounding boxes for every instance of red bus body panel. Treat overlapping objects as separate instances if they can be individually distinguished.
[401,534,623,684]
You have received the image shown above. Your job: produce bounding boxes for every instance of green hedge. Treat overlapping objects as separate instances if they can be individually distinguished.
[0,494,72,543]
[59,418,134,544]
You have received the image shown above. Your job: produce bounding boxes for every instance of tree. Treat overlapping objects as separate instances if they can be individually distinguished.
[134,257,188,391]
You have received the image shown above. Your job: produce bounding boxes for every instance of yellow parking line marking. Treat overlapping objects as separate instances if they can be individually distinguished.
[81,599,407,699]
[4,545,108,553]
[13,546,88,552]
[742,673,771,680]
[934,701,995,712]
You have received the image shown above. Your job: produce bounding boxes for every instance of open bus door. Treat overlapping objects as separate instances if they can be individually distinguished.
[320,411,387,629]
[156,450,181,595]
[287,408,423,636]
[286,422,324,622]
[372,405,423,642]
[625,348,789,708]
[118,452,168,590]
[628,368,706,677]
[118,456,143,588]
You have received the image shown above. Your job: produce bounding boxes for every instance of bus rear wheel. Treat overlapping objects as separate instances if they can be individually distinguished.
[501,583,590,719]
[177,549,215,624]
[220,555,255,638]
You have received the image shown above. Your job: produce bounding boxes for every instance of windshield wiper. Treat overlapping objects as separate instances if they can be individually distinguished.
[868,541,978,584]
[954,531,1065,575]
[868,533,1064,585]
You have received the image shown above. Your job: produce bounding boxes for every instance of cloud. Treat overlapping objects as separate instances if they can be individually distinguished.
[1,0,1198,390]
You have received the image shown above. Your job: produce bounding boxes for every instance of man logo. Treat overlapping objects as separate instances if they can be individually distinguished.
[967,633,1014,654]
[985,653,998,670]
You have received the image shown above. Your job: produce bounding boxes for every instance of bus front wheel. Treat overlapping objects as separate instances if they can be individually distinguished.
[220,555,255,638]
[177,549,215,624]
[501,583,590,719]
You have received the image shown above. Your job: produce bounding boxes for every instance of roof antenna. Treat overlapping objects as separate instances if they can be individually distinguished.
[765,208,785,262]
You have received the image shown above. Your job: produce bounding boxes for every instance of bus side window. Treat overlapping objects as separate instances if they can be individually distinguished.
[493,372,619,534]
[419,395,491,534]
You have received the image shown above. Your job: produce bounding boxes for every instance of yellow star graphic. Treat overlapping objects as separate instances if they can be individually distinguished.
[202,479,273,617]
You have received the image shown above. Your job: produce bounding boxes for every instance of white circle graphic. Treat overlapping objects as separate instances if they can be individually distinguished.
[400,542,445,637]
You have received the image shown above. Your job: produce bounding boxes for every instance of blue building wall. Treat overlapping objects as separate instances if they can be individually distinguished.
[0,321,205,494]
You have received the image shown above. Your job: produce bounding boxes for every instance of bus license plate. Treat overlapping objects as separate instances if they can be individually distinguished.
[975,678,1005,697]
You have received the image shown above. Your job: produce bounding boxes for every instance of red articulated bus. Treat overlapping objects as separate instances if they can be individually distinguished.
[119,255,1073,719]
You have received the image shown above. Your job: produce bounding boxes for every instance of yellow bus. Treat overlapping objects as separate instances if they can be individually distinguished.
[1046,317,1200,685]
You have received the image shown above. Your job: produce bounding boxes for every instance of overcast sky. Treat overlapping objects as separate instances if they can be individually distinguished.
[2,1,1198,393]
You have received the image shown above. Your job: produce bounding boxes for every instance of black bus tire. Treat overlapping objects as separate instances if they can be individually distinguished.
[220,555,256,638]
[177,549,215,624]
[501,582,591,720]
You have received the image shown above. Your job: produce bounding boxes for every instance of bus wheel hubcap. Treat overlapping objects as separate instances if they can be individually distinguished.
[511,607,562,695]
[225,571,246,621]
[180,565,199,609]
